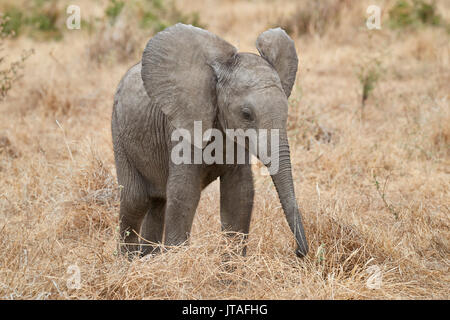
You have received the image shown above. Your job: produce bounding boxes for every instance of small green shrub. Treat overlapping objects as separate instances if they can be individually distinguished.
[31,13,56,31]
[0,14,33,100]
[28,3,62,40]
[389,1,415,27]
[389,0,441,29]
[138,0,205,32]
[105,0,125,25]
[140,7,168,31]
[2,0,205,42]
[373,173,398,219]
[415,0,441,25]
[1,8,23,36]
[359,67,380,107]
[0,1,63,39]
[356,58,382,118]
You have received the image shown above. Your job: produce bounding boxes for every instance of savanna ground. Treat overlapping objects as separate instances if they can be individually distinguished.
[0,0,449,299]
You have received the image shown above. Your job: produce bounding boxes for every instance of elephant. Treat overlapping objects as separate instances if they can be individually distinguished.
[111,23,308,258]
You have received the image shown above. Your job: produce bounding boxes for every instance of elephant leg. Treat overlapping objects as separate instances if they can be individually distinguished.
[140,198,166,256]
[220,164,254,256]
[163,166,201,248]
[116,154,150,258]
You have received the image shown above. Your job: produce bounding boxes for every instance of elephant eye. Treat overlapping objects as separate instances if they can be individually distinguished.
[241,107,254,121]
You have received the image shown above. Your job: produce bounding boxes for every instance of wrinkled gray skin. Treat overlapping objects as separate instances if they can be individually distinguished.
[112,24,308,258]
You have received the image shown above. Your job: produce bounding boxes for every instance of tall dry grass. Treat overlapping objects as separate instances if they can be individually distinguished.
[0,0,448,299]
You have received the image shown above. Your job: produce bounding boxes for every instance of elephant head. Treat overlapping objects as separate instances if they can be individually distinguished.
[141,24,308,257]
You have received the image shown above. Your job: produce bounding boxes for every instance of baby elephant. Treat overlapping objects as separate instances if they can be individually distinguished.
[112,23,308,258]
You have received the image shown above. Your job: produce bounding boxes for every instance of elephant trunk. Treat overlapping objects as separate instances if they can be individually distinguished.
[266,131,308,257]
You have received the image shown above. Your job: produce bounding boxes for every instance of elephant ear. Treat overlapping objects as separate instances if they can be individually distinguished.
[141,23,237,148]
[256,28,298,98]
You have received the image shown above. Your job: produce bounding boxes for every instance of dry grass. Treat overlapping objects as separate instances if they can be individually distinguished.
[0,0,449,299]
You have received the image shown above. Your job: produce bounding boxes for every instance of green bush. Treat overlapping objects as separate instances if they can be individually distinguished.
[389,0,441,28]
[1,0,205,42]
[105,0,125,25]
[102,0,204,33]
[1,8,23,36]
[415,0,441,25]
[138,0,205,32]
[356,58,383,119]
[0,15,33,100]
[1,0,62,39]
[389,1,415,27]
